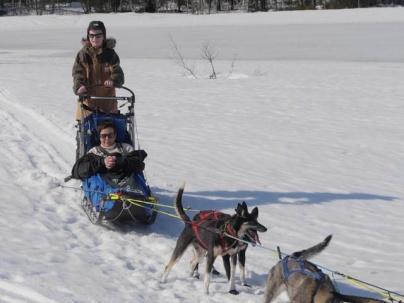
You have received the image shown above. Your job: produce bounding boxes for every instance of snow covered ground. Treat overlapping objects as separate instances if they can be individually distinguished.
[0,8,403,303]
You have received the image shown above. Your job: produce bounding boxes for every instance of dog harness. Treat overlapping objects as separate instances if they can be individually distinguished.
[191,210,237,253]
[282,256,325,282]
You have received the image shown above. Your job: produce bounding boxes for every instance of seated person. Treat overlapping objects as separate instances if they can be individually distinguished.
[72,120,146,180]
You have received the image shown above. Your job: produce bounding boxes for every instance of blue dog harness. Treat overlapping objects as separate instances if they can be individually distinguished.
[282,256,325,282]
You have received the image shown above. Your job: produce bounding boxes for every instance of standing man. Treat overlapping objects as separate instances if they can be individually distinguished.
[72,21,125,119]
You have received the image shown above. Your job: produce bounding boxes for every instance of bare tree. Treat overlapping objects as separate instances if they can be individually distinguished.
[169,35,198,79]
[227,54,237,78]
[201,42,217,79]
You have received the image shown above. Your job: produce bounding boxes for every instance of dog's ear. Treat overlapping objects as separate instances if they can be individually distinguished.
[251,207,258,219]
[235,203,242,214]
[240,201,248,217]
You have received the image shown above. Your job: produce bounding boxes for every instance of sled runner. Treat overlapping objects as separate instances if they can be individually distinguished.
[75,86,157,225]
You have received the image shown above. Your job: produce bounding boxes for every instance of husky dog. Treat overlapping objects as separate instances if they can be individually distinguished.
[264,235,386,303]
[192,202,260,287]
[161,185,267,295]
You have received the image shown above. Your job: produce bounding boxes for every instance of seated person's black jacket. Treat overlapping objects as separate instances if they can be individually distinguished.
[71,150,147,180]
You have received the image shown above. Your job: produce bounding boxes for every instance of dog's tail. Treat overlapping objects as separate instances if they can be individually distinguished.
[291,235,332,260]
[175,183,191,223]
[333,292,387,303]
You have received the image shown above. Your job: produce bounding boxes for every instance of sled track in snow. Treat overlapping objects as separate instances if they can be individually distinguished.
[0,279,59,303]
[0,88,72,176]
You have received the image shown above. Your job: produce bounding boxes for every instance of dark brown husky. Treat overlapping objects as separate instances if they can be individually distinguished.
[264,235,387,303]
[161,185,267,294]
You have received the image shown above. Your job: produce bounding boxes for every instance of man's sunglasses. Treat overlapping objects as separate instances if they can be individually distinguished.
[89,33,103,39]
[100,132,115,139]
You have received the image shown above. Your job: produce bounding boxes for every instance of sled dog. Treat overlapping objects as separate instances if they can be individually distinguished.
[161,185,267,295]
[264,235,386,303]
[192,203,259,287]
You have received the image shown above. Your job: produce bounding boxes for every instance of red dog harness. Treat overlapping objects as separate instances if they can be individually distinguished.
[191,210,237,253]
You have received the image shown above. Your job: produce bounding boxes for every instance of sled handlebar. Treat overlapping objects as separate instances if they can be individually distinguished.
[78,86,135,104]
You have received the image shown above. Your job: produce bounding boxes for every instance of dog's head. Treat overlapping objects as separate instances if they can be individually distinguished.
[234,202,267,246]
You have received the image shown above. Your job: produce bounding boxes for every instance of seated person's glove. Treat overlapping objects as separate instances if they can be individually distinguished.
[117,150,147,174]
[132,149,147,161]
[97,150,147,175]
[114,153,125,169]
[71,153,106,179]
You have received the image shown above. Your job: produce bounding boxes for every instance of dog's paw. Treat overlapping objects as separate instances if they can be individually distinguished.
[242,282,252,287]
[160,274,168,283]
[229,289,239,295]
[211,268,221,276]
[192,272,200,279]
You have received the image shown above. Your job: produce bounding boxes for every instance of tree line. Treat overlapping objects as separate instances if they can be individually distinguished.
[0,0,402,16]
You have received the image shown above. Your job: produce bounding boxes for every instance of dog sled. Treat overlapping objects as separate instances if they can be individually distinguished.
[74,86,158,225]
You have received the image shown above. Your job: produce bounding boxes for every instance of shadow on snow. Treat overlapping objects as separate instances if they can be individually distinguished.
[146,188,396,238]
[153,187,396,210]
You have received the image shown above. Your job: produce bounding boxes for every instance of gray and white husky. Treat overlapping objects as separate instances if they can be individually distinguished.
[264,235,386,303]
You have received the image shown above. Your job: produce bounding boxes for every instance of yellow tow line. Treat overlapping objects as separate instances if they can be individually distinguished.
[343,275,403,302]
[107,193,182,220]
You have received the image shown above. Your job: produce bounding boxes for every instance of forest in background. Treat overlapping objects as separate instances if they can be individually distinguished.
[1,0,402,15]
